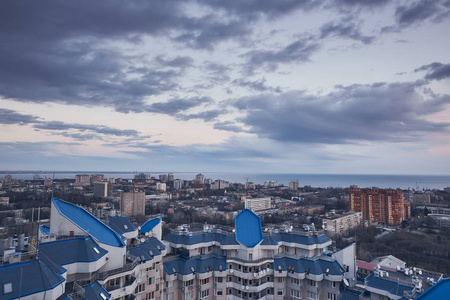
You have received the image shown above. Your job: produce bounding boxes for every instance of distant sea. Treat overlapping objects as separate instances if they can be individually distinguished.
[1,171,450,190]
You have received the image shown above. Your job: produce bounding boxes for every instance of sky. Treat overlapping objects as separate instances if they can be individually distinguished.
[1,0,450,174]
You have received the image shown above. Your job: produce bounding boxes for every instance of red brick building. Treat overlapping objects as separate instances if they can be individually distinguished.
[349,186,410,225]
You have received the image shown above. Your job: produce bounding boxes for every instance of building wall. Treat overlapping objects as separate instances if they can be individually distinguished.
[349,186,410,225]
[245,198,271,212]
[323,212,362,236]
[121,191,146,217]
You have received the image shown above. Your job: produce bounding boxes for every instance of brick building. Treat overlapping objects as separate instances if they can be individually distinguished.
[349,186,410,225]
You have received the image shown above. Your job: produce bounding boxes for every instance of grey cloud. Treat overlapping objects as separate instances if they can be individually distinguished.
[233,82,450,144]
[176,109,225,122]
[0,108,39,125]
[319,18,375,44]
[156,56,194,69]
[335,0,389,6]
[232,78,282,93]
[243,39,320,73]
[146,97,213,115]
[415,62,450,81]
[34,121,140,137]
[395,0,450,27]
[214,121,245,133]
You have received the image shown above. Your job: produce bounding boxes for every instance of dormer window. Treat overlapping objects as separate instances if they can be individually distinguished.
[100,292,107,300]
[93,247,100,254]
[124,225,128,230]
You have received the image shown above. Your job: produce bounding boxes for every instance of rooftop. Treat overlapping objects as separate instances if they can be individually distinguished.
[52,198,125,247]
[235,209,264,247]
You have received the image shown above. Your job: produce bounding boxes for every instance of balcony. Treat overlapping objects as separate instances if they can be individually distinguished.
[97,258,138,281]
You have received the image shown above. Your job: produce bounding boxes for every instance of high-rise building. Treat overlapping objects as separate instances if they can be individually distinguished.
[121,191,145,216]
[289,180,299,191]
[245,197,272,211]
[156,182,166,192]
[75,174,90,186]
[174,179,184,190]
[159,174,168,182]
[349,186,411,225]
[90,174,104,185]
[322,211,362,236]
[195,173,204,183]
[168,173,174,181]
[94,182,108,198]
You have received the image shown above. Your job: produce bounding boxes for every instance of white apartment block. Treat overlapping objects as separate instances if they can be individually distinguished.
[322,211,362,236]
[245,197,272,212]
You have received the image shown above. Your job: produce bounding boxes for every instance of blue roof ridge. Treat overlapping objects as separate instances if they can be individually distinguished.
[52,198,125,247]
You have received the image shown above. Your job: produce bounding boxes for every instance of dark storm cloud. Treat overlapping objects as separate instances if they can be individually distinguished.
[176,110,225,122]
[233,82,450,144]
[243,39,320,73]
[319,18,375,44]
[0,1,253,111]
[395,0,450,27]
[0,108,39,125]
[232,78,282,93]
[146,97,212,115]
[415,62,450,81]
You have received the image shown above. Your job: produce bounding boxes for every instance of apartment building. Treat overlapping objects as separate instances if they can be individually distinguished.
[349,186,411,225]
[163,209,357,300]
[322,211,362,237]
[121,191,146,217]
[245,197,272,212]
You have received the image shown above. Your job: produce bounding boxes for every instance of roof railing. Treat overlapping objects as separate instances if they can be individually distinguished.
[96,258,139,281]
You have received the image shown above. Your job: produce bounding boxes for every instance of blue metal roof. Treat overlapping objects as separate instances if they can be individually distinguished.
[164,257,227,275]
[0,259,65,299]
[338,289,362,300]
[38,251,66,274]
[416,278,450,299]
[276,232,331,245]
[128,238,166,263]
[140,217,161,234]
[365,273,413,297]
[82,281,111,300]
[165,232,239,246]
[52,198,125,247]
[105,217,137,234]
[234,209,263,247]
[274,257,345,276]
[39,225,51,235]
[39,236,107,266]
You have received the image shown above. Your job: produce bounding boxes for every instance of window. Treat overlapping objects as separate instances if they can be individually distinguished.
[3,283,12,295]
[166,293,174,300]
[124,224,128,230]
[148,277,155,285]
[307,291,317,300]
[277,277,285,283]
[184,279,194,287]
[185,291,193,300]
[228,276,233,282]
[291,278,300,285]
[215,289,223,296]
[277,289,284,296]
[201,289,210,299]
[215,277,223,283]
[327,293,337,300]
[306,279,317,287]
[135,283,145,293]
[147,291,155,300]
[201,278,210,285]
[227,289,232,295]
[290,290,301,299]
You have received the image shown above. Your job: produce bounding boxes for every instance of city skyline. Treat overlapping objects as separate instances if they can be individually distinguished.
[1,1,449,174]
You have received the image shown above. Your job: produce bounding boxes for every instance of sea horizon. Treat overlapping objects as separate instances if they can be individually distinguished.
[1,171,450,190]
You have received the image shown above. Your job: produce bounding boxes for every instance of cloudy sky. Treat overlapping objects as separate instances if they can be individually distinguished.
[1,0,450,174]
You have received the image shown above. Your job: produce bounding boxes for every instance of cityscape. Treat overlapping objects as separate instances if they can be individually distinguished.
[1,172,450,299]
[1,0,450,300]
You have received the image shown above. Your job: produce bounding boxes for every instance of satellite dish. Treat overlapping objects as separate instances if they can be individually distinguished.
[343,278,349,286]
[140,238,145,243]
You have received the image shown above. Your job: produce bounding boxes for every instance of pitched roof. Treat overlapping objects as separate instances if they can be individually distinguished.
[39,237,107,265]
[52,198,125,247]
[0,259,65,299]
[234,209,263,247]
[164,256,227,275]
[274,257,345,276]
[140,217,161,234]
[82,281,111,300]
[365,273,413,297]
[105,217,137,234]
[416,278,450,299]
[128,238,166,263]
[164,232,239,246]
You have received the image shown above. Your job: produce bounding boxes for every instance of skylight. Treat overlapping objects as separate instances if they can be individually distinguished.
[93,247,100,254]
[3,282,12,294]
[100,292,107,300]
[124,224,128,230]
